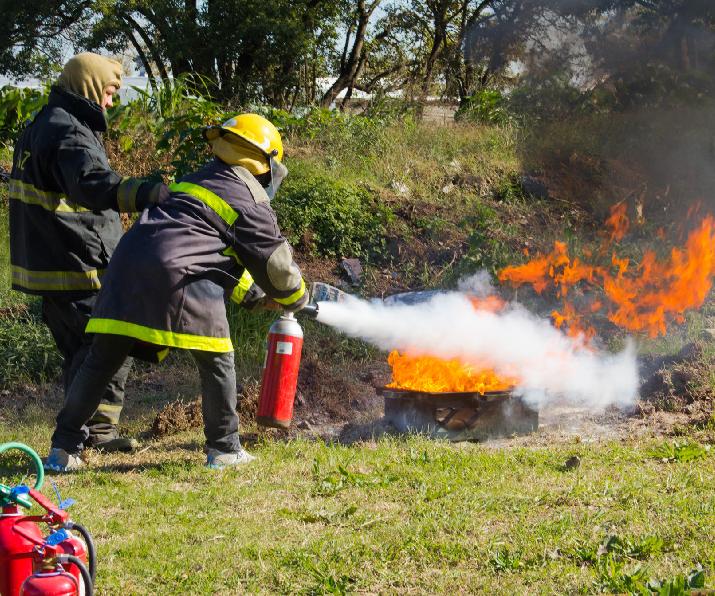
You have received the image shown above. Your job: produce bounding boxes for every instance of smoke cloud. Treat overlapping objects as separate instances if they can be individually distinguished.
[316,282,639,411]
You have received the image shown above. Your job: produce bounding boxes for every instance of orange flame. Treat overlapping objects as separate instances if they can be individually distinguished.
[604,217,715,336]
[499,210,715,338]
[387,210,715,394]
[387,294,516,393]
[387,350,516,394]
[605,203,630,243]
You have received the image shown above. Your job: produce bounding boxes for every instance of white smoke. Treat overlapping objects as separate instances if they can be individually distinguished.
[316,284,639,411]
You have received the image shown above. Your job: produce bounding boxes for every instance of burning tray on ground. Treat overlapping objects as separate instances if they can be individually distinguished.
[378,386,538,442]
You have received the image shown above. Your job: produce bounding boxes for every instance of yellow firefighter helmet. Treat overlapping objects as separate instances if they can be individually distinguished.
[204,114,283,175]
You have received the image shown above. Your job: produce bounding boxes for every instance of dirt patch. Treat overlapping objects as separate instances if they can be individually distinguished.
[151,399,203,438]
[0,383,60,421]
[294,353,386,426]
[638,341,714,426]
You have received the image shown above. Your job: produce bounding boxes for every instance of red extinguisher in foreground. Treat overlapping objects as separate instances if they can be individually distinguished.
[0,443,95,596]
[257,305,319,428]
[20,528,93,596]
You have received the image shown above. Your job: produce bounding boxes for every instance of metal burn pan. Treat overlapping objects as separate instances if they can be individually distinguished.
[377,386,538,442]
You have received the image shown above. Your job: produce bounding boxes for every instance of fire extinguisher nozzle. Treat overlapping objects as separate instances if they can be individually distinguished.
[298,303,319,319]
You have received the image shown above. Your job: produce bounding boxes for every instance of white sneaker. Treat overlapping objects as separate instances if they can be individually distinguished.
[44,448,85,473]
[206,448,256,469]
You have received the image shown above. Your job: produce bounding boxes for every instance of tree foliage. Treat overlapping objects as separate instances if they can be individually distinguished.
[84,0,342,106]
[2,0,715,113]
[0,0,91,78]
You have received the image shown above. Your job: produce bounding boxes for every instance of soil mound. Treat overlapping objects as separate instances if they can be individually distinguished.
[151,399,203,437]
[639,341,714,424]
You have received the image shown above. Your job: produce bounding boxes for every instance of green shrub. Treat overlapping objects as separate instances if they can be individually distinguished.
[0,307,60,387]
[449,202,515,279]
[0,86,49,147]
[274,170,392,259]
[456,90,512,126]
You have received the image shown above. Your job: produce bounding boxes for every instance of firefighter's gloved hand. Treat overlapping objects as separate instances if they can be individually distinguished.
[257,296,284,312]
[131,181,170,211]
[281,289,310,312]
[239,283,266,310]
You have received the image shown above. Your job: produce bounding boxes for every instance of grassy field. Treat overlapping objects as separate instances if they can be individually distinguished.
[1,349,713,594]
[1,415,713,594]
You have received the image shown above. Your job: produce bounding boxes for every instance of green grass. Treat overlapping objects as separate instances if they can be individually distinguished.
[1,415,713,594]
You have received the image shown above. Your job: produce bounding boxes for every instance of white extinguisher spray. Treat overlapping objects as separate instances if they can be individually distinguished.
[257,306,317,428]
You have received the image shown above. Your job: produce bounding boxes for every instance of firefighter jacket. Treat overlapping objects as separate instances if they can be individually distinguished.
[86,158,308,357]
[9,85,163,297]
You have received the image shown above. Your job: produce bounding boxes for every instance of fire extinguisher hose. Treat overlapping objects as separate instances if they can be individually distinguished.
[59,554,93,596]
[0,442,44,489]
[64,521,97,582]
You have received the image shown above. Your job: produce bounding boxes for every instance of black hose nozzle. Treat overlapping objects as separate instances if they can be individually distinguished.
[298,303,319,319]
[64,521,96,582]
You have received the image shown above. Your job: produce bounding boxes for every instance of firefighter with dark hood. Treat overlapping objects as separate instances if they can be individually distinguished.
[9,53,169,455]
[45,114,308,471]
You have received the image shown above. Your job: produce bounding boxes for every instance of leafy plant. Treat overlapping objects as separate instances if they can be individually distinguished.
[106,75,225,179]
[646,566,706,596]
[311,460,397,496]
[596,535,666,561]
[490,548,524,572]
[651,440,711,463]
[275,170,392,259]
[593,556,650,593]
[456,90,512,126]
[0,86,49,146]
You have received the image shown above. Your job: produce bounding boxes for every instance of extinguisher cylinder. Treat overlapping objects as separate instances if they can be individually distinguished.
[0,507,44,596]
[19,567,80,596]
[257,314,304,428]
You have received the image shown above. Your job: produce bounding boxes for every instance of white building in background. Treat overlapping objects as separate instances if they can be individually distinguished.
[0,76,45,89]
[118,76,151,102]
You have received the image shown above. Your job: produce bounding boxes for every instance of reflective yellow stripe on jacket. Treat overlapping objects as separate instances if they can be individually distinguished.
[9,180,88,213]
[11,265,103,292]
[117,178,142,212]
[169,182,238,225]
[230,269,254,304]
[273,279,306,307]
[86,318,234,352]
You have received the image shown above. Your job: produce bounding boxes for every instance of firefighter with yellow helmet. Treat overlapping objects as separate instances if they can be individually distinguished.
[45,114,308,472]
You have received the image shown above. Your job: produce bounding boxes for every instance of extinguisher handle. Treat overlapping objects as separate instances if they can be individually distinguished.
[29,488,70,524]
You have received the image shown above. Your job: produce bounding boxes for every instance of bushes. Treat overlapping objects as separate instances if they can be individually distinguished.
[456,90,512,126]
[0,307,60,388]
[0,86,48,147]
[274,170,392,259]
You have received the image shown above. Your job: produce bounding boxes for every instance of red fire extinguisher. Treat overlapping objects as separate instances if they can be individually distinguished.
[20,529,93,596]
[257,308,317,428]
[0,443,95,596]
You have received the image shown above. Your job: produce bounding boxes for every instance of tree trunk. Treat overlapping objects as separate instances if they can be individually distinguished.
[125,31,158,94]
[122,13,171,82]
[320,0,380,108]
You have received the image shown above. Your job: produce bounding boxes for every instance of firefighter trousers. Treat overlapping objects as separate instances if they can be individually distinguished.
[51,333,242,454]
[42,295,132,443]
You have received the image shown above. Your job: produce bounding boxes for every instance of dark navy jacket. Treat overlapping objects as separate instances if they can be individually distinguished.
[87,159,307,355]
[9,85,157,297]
